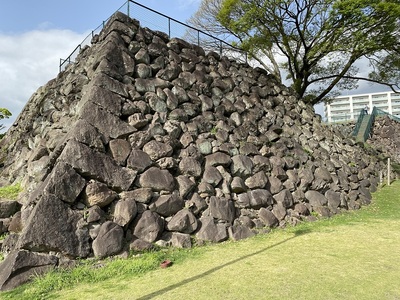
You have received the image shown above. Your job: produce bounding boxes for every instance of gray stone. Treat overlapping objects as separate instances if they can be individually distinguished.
[109,139,132,166]
[130,238,155,252]
[66,119,106,151]
[273,189,294,208]
[267,176,284,195]
[272,203,287,220]
[305,190,328,207]
[231,177,247,193]
[132,211,164,243]
[92,221,124,258]
[120,189,153,204]
[228,224,255,241]
[139,167,175,192]
[294,203,309,216]
[135,78,170,94]
[86,206,105,223]
[135,63,152,78]
[42,162,86,204]
[209,196,235,223]
[8,211,22,233]
[17,194,90,258]
[59,140,136,191]
[149,193,184,217]
[80,101,136,139]
[231,155,253,177]
[179,157,202,178]
[135,48,150,64]
[187,193,208,215]
[0,200,21,219]
[205,152,232,167]
[196,217,228,243]
[259,208,279,228]
[113,197,138,227]
[197,139,213,155]
[167,209,198,234]
[325,190,341,209]
[237,189,274,209]
[245,171,268,189]
[127,149,152,172]
[1,233,19,254]
[143,140,173,160]
[203,166,223,187]
[0,250,58,291]
[170,232,192,248]
[128,113,148,129]
[176,175,196,198]
[84,180,118,208]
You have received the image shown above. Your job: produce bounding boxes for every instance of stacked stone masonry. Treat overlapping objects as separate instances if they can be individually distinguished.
[0,12,393,290]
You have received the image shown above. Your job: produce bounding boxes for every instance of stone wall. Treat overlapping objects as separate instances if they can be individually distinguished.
[0,12,393,290]
[368,116,400,164]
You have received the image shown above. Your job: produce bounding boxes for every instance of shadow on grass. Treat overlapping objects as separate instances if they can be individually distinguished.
[137,228,311,300]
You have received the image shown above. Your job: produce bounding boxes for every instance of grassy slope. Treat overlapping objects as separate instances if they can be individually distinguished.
[2,181,400,300]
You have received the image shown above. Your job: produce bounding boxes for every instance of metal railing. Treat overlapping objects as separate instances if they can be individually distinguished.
[352,108,366,137]
[352,106,400,141]
[361,106,377,142]
[374,107,400,123]
[60,0,248,72]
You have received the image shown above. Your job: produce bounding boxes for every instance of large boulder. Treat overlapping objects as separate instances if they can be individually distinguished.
[92,221,124,258]
[305,190,328,207]
[139,167,175,192]
[113,196,138,227]
[17,194,91,258]
[132,211,164,243]
[196,217,228,243]
[42,162,86,204]
[166,209,198,234]
[209,196,235,224]
[149,193,184,217]
[83,180,118,208]
[0,200,21,218]
[0,250,58,291]
[59,140,136,191]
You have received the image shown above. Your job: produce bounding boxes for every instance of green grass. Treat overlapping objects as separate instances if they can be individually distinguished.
[2,181,400,300]
[0,183,22,200]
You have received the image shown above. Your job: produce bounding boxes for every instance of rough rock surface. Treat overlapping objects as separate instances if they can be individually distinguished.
[0,11,395,289]
[0,250,58,291]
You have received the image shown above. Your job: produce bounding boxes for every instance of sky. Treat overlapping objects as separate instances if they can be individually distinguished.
[0,0,389,130]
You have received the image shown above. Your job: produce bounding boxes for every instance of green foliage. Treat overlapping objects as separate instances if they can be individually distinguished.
[215,0,400,105]
[0,183,22,200]
[0,108,11,133]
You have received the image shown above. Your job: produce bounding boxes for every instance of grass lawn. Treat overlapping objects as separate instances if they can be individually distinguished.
[2,181,400,300]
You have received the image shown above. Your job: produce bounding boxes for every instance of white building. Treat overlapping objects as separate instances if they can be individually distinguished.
[324,91,400,123]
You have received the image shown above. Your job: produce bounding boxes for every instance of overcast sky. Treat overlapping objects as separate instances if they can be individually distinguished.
[0,0,389,131]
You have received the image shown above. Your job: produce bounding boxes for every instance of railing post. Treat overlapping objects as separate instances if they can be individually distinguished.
[197,31,200,47]
[220,40,223,56]
[168,18,171,38]
[127,0,130,17]
[388,158,391,186]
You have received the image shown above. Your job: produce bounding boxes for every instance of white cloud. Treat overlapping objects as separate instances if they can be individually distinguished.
[177,0,201,10]
[0,29,87,131]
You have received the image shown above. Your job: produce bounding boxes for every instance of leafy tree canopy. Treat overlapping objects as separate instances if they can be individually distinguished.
[0,108,12,133]
[190,0,400,105]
